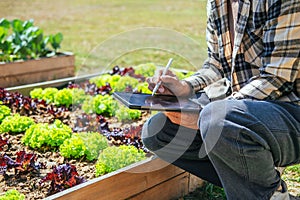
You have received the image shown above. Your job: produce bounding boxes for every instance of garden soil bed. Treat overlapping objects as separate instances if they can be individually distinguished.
[0,111,204,200]
[0,106,151,199]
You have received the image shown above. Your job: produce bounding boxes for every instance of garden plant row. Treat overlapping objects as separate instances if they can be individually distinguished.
[0,63,193,199]
[0,18,63,63]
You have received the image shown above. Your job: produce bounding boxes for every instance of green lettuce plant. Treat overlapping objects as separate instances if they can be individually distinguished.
[0,189,25,200]
[95,145,146,176]
[0,104,10,123]
[41,87,59,103]
[30,87,58,103]
[89,74,121,90]
[71,88,87,105]
[59,133,86,159]
[82,94,118,116]
[0,114,35,133]
[54,88,73,107]
[60,132,108,161]
[113,76,139,92]
[134,62,157,77]
[115,104,141,122]
[30,87,86,106]
[22,119,72,149]
[136,82,152,94]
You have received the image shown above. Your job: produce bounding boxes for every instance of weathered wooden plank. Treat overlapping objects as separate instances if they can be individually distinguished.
[46,158,186,200]
[0,53,75,88]
[129,172,190,200]
[128,173,204,200]
[188,174,204,193]
[1,66,74,87]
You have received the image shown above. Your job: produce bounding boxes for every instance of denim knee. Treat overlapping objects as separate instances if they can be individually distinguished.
[199,100,251,151]
[141,112,168,152]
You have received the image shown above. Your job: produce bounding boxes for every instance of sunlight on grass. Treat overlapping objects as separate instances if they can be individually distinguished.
[1,0,208,72]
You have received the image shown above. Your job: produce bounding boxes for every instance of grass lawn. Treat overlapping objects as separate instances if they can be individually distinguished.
[1,0,299,198]
[0,0,208,74]
[181,164,300,199]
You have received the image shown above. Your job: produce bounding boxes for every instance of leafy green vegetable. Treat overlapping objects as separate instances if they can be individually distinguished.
[0,189,25,200]
[0,18,10,29]
[82,95,118,116]
[49,32,63,52]
[90,74,121,90]
[93,95,118,116]
[115,104,141,122]
[30,87,58,103]
[0,18,63,62]
[0,114,34,133]
[30,87,86,106]
[59,133,86,159]
[60,132,108,161]
[29,88,43,100]
[81,132,108,161]
[136,82,152,94]
[81,96,94,114]
[0,104,10,123]
[95,145,146,176]
[22,119,72,149]
[54,88,73,107]
[42,87,59,103]
[113,76,139,92]
[134,63,157,77]
[71,88,87,105]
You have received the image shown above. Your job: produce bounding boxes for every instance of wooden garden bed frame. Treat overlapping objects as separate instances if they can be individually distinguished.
[0,52,75,88]
[6,74,204,200]
[45,157,203,200]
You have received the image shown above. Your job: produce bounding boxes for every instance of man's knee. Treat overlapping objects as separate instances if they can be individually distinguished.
[141,112,168,151]
[199,100,248,151]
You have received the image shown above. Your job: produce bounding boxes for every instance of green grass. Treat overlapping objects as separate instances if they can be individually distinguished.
[0,0,208,74]
[181,182,226,200]
[184,164,300,199]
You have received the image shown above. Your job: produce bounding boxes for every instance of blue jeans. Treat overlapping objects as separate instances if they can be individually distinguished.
[141,99,300,200]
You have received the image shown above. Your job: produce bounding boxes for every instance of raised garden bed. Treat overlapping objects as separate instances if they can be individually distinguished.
[45,157,203,200]
[0,52,75,88]
[0,65,203,200]
[0,18,75,88]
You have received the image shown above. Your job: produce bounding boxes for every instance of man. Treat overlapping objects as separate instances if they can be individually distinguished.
[142,0,300,199]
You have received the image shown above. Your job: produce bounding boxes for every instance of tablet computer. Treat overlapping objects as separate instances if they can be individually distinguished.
[112,92,210,112]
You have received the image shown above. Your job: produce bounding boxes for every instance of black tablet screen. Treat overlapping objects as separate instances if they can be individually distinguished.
[112,92,207,112]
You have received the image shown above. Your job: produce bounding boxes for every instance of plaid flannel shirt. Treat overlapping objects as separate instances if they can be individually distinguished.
[185,0,300,104]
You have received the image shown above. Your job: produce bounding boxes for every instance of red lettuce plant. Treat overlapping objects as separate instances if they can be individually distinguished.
[40,163,86,195]
[0,151,40,176]
[14,151,40,174]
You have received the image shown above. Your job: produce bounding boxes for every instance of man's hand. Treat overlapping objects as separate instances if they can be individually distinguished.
[164,111,200,130]
[146,69,192,97]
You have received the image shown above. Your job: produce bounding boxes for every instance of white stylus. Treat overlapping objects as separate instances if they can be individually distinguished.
[151,58,173,96]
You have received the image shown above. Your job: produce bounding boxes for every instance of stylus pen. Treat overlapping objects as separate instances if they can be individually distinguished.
[151,58,173,96]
